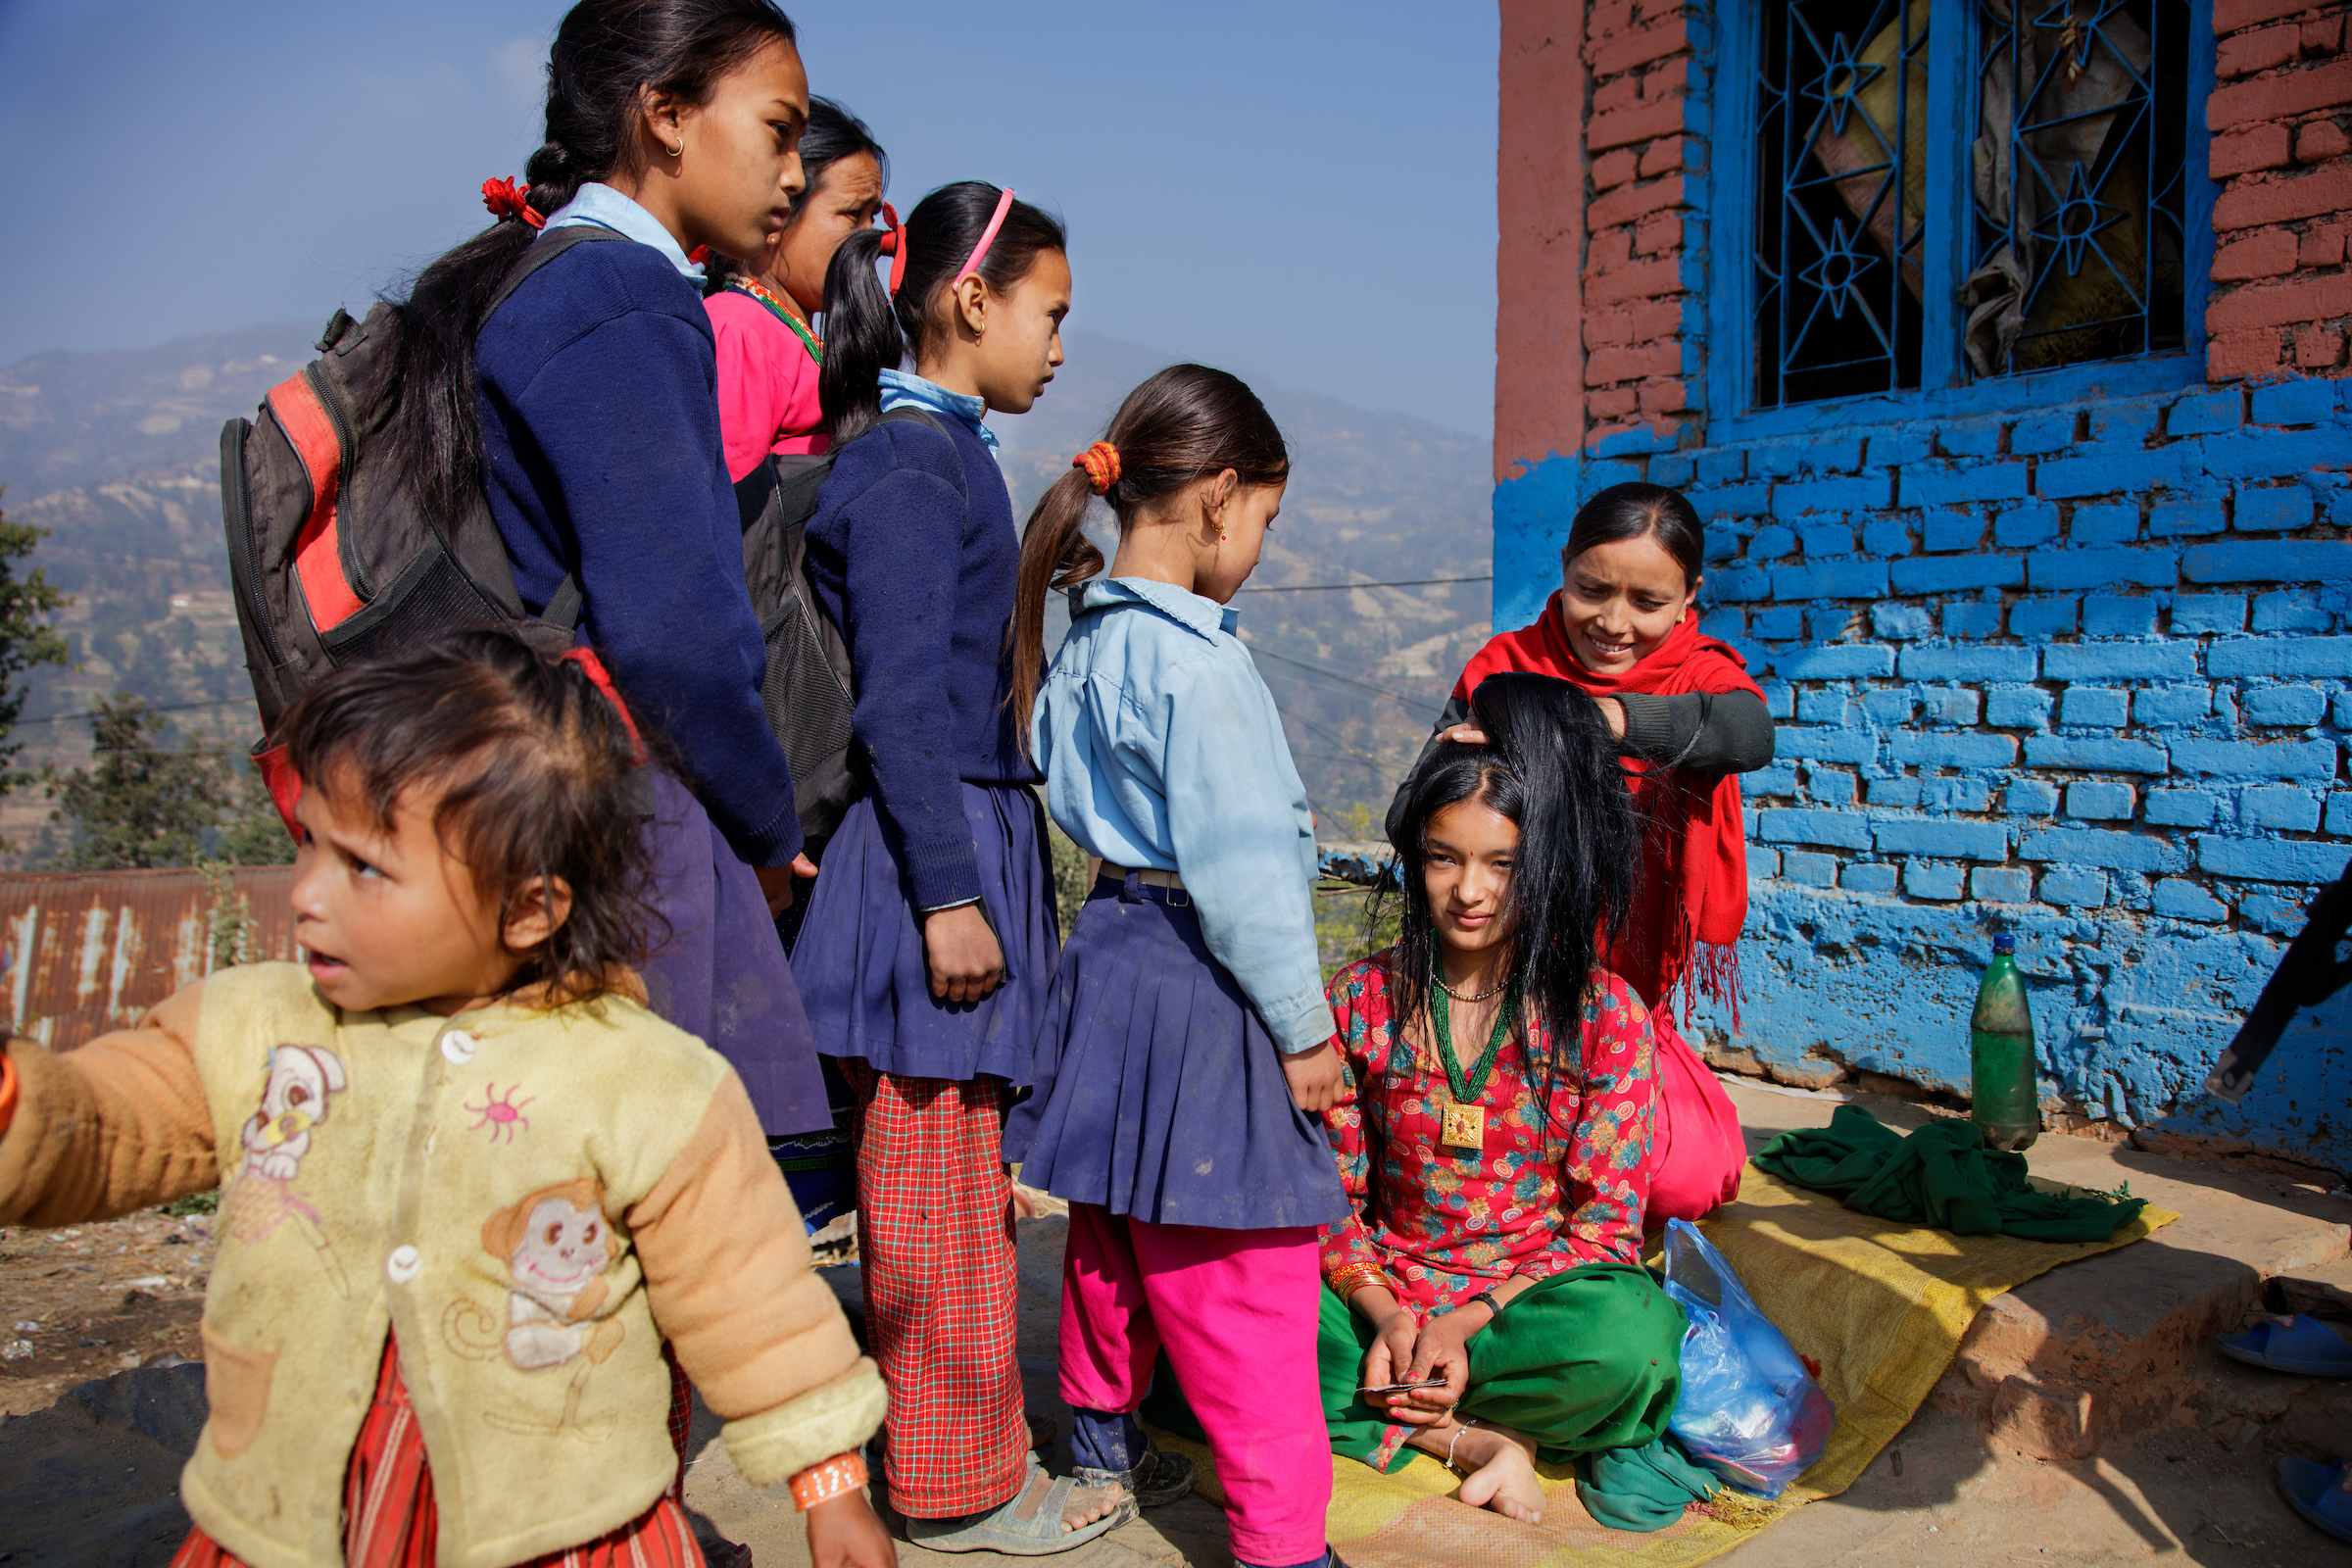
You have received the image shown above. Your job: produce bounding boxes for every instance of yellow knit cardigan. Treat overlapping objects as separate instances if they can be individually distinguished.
[0,962,885,1568]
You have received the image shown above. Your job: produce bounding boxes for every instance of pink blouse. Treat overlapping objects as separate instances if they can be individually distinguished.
[705,286,826,479]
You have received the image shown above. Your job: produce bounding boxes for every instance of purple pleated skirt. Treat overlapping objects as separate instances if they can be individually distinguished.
[637,769,830,1136]
[1002,874,1349,1231]
[788,781,1059,1086]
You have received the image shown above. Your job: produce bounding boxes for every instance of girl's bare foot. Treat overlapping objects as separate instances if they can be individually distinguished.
[1412,1420,1545,1525]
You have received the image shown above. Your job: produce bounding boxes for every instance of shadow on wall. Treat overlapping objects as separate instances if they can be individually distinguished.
[1692,884,2352,1177]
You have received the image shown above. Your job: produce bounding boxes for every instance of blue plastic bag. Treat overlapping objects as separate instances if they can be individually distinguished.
[1661,1218,1835,1497]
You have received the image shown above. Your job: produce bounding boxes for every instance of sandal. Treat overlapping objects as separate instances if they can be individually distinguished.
[2219,1316,2352,1377]
[1074,1433,1195,1507]
[2278,1456,2352,1545]
[906,1452,1137,1555]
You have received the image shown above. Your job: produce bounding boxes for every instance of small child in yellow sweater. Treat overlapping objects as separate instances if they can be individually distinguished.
[0,628,894,1568]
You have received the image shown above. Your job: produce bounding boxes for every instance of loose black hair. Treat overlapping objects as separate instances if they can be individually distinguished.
[702,95,886,293]
[1562,481,1706,590]
[1007,365,1289,743]
[818,180,1067,444]
[1378,672,1641,1082]
[384,0,799,530]
[280,625,667,1007]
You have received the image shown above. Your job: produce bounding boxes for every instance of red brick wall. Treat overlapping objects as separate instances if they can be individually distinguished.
[2207,0,2352,380]
[1495,1,1592,479]
[1580,1,1698,453]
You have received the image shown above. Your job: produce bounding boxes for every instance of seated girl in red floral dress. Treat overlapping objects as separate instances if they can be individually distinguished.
[1318,672,1689,1527]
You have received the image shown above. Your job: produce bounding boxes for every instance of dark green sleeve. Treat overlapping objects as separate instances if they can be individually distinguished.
[1613,689,1777,774]
[1383,694,1473,847]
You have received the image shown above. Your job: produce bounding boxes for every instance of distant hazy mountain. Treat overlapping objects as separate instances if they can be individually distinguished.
[0,323,1491,844]
[0,322,321,493]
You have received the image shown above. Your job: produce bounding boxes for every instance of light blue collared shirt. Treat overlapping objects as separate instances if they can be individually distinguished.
[878,368,1000,462]
[542,182,705,283]
[1034,577,1334,1054]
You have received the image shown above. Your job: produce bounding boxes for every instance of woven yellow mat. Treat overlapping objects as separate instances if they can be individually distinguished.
[1153,1170,2177,1568]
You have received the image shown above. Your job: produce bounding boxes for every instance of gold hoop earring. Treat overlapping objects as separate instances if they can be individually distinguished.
[665,141,682,157]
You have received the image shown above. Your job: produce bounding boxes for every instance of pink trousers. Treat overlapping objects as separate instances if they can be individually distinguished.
[1642,1012,1747,1227]
[1059,1204,1331,1566]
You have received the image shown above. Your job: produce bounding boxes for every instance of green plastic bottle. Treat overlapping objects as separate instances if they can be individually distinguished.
[1971,931,2039,1152]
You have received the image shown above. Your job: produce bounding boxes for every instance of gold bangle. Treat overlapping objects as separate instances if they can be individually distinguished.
[1328,1264,1393,1302]
[788,1450,868,1511]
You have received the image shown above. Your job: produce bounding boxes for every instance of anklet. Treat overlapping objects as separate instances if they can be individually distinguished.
[1445,1419,1479,1474]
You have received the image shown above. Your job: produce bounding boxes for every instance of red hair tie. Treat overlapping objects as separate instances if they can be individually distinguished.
[559,648,645,764]
[1074,440,1121,495]
[481,176,545,230]
[875,203,909,298]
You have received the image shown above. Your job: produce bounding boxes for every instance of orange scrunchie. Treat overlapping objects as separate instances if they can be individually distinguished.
[1073,440,1121,495]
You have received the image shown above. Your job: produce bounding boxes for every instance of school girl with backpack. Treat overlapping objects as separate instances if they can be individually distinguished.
[787,183,1119,1552]
[383,0,832,1147]
[705,97,889,475]
[1001,366,1352,1568]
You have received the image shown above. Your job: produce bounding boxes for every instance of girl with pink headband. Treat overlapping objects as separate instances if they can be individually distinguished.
[790,183,1125,1554]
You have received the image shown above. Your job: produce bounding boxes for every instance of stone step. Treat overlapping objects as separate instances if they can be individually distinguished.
[1720,1077,2352,1460]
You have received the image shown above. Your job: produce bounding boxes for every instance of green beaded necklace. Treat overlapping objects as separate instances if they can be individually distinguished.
[730,278,823,364]
[1428,954,1521,1150]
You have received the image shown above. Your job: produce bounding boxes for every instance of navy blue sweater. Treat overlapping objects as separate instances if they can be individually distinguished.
[475,237,801,867]
[807,415,1040,909]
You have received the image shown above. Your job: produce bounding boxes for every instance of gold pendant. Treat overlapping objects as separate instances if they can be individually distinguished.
[1441,1101,1486,1152]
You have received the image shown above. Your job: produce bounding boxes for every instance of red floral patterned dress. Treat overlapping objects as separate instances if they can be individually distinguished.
[1318,952,1659,1317]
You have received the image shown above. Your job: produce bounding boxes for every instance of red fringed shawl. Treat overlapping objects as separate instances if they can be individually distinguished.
[1452,594,1762,1027]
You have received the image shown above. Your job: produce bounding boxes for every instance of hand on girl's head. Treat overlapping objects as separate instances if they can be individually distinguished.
[290,773,569,1019]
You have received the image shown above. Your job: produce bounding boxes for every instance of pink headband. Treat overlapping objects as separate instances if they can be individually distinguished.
[956,187,1016,285]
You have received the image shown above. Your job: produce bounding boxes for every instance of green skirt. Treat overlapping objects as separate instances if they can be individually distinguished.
[1319,1263,1685,1472]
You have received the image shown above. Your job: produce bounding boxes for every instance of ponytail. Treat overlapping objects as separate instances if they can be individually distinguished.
[818,180,1068,446]
[382,0,797,530]
[1006,365,1288,749]
[1007,468,1106,739]
[816,225,901,442]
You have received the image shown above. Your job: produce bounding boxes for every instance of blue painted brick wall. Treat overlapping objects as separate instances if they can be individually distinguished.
[1489,378,2352,1173]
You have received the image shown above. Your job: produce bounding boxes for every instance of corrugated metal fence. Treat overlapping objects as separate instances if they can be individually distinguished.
[0,867,298,1049]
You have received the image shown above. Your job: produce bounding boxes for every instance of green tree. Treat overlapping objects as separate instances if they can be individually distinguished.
[216,765,298,866]
[0,490,71,789]
[45,695,291,869]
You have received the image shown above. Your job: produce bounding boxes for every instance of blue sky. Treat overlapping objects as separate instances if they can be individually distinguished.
[0,0,1499,436]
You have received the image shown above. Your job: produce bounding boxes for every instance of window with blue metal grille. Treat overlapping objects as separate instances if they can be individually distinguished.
[1752,0,2190,410]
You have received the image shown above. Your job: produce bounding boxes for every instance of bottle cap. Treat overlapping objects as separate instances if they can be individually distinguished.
[1990,931,2015,956]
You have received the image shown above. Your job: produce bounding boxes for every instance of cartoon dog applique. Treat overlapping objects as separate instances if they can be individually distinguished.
[236,1045,348,1182]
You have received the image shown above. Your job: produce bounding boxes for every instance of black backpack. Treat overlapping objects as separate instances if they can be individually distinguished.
[220,226,625,804]
[220,220,918,853]
[731,406,949,858]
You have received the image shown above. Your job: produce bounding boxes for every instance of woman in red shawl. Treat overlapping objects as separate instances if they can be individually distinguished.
[1387,483,1774,1224]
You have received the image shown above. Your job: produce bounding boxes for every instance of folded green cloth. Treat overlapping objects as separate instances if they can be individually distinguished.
[1753,1104,2147,1243]
[1577,1435,1719,1533]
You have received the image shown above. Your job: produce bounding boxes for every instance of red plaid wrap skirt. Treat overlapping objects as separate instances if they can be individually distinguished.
[842,1063,1030,1519]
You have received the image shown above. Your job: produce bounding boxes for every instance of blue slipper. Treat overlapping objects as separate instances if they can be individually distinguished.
[2278,1456,2352,1545]
[2219,1316,2352,1376]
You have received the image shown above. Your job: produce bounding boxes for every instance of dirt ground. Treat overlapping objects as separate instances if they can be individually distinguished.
[0,1205,213,1419]
[6,1203,2350,1566]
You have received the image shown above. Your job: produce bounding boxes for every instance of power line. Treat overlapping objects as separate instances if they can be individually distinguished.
[1238,574,1492,594]
[1244,644,1442,717]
